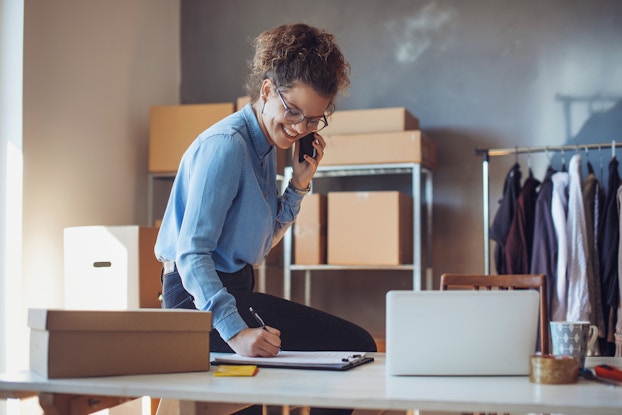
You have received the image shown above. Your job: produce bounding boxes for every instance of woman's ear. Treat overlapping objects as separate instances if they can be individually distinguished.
[260,79,273,101]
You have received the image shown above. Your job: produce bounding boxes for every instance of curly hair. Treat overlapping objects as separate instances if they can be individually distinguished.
[245,23,350,115]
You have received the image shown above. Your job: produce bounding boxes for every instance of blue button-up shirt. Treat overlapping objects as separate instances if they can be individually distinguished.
[154,104,303,341]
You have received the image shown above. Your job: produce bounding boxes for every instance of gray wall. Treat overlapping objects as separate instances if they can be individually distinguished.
[180,0,622,338]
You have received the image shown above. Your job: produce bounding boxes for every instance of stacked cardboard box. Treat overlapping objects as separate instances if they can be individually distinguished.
[293,107,428,266]
[294,194,327,264]
[321,107,436,169]
[327,191,413,265]
[64,226,162,310]
[29,308,212,378]
[321,107,420,136]
[149,102,285,175]
[149,103,235,173]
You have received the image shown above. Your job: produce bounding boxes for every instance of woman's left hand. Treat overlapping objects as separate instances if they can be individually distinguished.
[291,133,326,190]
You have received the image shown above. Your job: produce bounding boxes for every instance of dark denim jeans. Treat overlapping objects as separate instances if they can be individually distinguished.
[161,263,376,415]
[161,263,377,353]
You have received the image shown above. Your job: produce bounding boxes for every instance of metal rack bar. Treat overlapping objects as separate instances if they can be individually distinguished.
[475,140,621,274]
[282,163,433,304]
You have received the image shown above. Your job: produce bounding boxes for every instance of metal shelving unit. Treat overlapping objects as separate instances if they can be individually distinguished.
[282,162,433,306]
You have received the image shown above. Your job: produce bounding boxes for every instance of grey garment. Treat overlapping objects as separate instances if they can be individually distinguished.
[530,168,557,313]
[600,157,620,349]
[583,170,606,354]
[490,163,522,274]
[550,171,570,322]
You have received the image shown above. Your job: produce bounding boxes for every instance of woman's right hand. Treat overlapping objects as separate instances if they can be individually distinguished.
[227,326,281,357]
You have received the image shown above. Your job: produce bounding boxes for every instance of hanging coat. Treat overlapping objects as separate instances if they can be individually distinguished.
[490,163,522,274]
[616,185,622,357]
[505,172,540,274]
[531,167,557,316]
[599,157,620,351]
[583,162,606,350]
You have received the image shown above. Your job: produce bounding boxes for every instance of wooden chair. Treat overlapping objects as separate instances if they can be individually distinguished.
[440,273,550,355]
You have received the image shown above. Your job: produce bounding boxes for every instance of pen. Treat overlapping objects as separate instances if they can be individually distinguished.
[249,307,268,331]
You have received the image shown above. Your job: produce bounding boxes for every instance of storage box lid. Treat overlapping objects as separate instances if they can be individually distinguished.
[28,308,212,332]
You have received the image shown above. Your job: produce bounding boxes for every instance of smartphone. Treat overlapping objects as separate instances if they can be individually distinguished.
[298,133,316,163]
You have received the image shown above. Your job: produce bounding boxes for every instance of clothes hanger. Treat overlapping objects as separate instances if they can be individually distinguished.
[571,145,584,177]
[585,145,595,175]
[544,146,555,173]
[527,149,534,178]
[560,148,567,172]
[598,144,604,181]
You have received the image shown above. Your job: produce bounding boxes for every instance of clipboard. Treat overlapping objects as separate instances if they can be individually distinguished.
[212,351,374,371]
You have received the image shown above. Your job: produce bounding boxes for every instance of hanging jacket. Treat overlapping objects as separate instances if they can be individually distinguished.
[583,162,606,351]
[599,157,620,351]
[616,185,622,357]
[531,167,557,316]
[505,172,540,274]
[490,163,522,274]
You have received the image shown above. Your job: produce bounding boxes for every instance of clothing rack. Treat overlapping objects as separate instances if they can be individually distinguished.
[475,141,622,274]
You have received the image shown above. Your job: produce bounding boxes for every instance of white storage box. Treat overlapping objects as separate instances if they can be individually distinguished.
[64,226,161,309]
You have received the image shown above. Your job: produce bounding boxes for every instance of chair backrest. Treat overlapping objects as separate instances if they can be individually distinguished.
[440,274,549,355]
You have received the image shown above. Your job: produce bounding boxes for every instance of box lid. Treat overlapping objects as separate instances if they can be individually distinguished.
[28,308,211,332]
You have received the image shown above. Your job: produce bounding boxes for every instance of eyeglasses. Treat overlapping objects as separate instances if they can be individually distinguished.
[274,87,328,133]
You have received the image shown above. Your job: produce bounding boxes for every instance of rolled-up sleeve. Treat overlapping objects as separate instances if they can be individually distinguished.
[272,186,305,246]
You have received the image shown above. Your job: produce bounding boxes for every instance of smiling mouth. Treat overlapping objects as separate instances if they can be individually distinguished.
[283,125,298,140]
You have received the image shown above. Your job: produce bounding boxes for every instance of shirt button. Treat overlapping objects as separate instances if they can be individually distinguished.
[263,192,267,198]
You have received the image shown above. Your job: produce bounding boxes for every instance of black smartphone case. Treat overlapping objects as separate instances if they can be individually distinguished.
[298,133,316,163]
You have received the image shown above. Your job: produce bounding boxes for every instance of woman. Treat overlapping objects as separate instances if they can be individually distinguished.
[155,23,376,359]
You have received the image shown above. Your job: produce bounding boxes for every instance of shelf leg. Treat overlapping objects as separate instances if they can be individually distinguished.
[304,270,311,306]
[424,168,434,290]
[412,164,422,291]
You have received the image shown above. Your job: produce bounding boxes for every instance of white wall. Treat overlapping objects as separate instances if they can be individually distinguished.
[21,0,179,322]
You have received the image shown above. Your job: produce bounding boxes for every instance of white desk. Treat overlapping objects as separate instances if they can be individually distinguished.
[0,354,621,415]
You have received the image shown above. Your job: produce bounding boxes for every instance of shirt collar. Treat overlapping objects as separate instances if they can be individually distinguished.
[242,104,273,159]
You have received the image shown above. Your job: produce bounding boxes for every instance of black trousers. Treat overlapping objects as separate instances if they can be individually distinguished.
[161,263,377,415]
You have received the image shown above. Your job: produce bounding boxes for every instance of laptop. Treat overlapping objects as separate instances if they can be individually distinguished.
[386,290,539,376]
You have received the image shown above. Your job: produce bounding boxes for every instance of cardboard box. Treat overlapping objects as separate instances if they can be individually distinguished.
[64,226,162,309]
[149,103,235,173]
[322,107,419,136]
[29,308,212,378]
[261,239,283,267]
[236,95,251,110]
[294,194,327,264]
[321,130,436,169]
[149,102,286,175]
[327,191,413,265]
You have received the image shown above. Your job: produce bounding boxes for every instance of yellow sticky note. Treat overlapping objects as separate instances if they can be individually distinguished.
[213,365,259,377]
